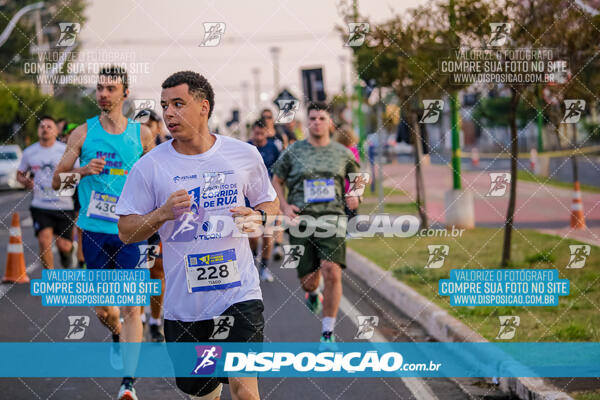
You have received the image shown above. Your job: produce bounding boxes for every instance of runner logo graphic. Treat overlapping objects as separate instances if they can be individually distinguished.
[192,345,222,375]
[203,172,226,197]
[561,100,585,123]
[420,100,444,124]
[57,172,80,196]
[486,173,511,197]
[566,245,591,269]
[136,244,160,268]
[200,23,226,47]
[496,316,519,340]
[346,173,370,197]
[275,99,299,124]
[57,23,80,47]
[488,23,511,46]
[425,245,449,269]
[65,315,90,340]
[167,212,199,242]
[133,99,156,123]
[281,245,305,269]
[345,23,369,47]
[354,315,379,340]
[210,316,234,340]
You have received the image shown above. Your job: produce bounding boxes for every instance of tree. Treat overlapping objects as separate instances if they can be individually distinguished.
[534,0,600,199]
[496,0,536,267]
[0,0,87,81]
[340,0,495,229]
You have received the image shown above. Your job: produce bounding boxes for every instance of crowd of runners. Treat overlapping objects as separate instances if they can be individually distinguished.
[18,65,364,400]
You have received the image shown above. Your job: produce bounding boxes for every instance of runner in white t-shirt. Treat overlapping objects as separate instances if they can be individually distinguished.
[116,71,279,400]
[17,116,78,269]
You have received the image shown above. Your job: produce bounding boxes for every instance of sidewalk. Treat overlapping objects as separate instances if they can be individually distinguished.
[378,162,600,246]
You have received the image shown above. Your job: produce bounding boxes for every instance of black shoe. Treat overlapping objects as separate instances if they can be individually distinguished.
[149,324,164,342]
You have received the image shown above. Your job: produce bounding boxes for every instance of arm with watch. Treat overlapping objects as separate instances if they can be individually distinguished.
[229,198,280,234]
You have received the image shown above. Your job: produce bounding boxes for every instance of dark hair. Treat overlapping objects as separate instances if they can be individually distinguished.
[252,118,266,129]
[99,65,128,91]
[147,109,161,123]
[306,102,330,115]
[161,71,215,119]
[39,115,56,124]
[261,108,273,116]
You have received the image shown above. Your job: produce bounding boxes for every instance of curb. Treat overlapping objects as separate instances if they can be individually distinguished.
[346,248,574,400]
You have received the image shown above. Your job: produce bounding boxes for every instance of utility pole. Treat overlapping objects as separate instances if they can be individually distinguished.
[270,46,280,96]
[34,8,53,95]
[449,0,461,189]
[352,0,365,161]
[251,67,261,112]
[377,88,385,213]
[339,54,347,96]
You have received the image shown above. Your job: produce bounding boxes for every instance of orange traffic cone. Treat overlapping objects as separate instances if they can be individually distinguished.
[2,212,29,283]
[570,181,586,229]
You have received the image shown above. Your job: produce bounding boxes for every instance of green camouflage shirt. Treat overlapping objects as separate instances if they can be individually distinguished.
[272,139,360,216]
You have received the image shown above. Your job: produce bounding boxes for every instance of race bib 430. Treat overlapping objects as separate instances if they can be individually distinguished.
[87,190,118,222]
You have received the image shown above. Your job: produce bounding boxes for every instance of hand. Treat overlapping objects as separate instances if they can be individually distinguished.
[281,203,300,220]
[230,207,262,234]
[84,156,106,176]
[24,178,34,190]
[160,189,193,220]
[345,196,359,210]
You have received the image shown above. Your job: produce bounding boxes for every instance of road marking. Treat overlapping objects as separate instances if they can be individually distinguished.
[339,295,440,400]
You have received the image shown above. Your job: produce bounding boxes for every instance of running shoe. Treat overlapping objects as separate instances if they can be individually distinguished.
[260,267,275,282]
[117,379,138,400]
[319,331,338,351]
[305,292,323,314]
[272,244,284,261]
[149,323,165,342]
[320,331,335,343]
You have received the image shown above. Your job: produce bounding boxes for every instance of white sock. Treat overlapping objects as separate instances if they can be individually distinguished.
[309,289,320,297]
[140,313,147,324]
[322,317,336,333]
[149,317,161,326]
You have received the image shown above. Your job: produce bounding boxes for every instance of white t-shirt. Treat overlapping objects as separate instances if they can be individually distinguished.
[115,134,277,322]
[18,141,76,210]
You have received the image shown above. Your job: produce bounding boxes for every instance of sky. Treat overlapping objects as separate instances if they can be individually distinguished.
[78,0,425,126]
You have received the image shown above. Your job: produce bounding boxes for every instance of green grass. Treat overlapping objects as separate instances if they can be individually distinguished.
[574,391,600,400]
[348,227,600,342]
[517,170,600,193]
[359,202,417,215]
[362,186,406,198]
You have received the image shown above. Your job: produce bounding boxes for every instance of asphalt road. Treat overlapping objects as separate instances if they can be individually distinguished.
[0,189,507,400]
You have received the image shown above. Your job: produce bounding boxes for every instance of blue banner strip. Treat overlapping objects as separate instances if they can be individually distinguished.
[0,343,597,378]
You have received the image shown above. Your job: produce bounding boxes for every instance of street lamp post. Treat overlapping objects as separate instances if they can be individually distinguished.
[443,0,475,229]
[0,2,44,48]
[270,47,280,96]
[252,67,261,112]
